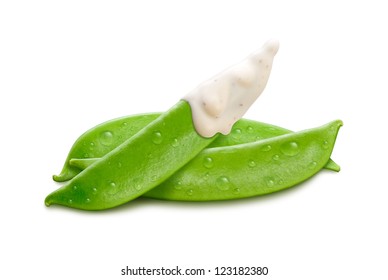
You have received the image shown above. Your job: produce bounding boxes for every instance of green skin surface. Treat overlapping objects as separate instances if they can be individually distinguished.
[54,114,339,183]
[45,101,217,210]
[145,120,342,201]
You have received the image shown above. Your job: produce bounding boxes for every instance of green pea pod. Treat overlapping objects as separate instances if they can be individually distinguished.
[54,115,339,183]
[68,120,342,201]
[53,113,161,182]
[143,120,342,201]
[45,101,217,210]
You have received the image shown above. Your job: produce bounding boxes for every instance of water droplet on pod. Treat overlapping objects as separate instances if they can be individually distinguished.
[186,189,193,196]
[174,181,183,190]
[108,181,118,195]
[217,176,231,191]
[308,161,318,169]
[152,131,163,144]
[280,141,300,156]
[261,145,272,152]
[322,140,329,149]
[248,160,256,168]
[203,157,214,169]
[247,126,253,133]
[171,138,179,147]
[272,154,280,161]
[232,128,242,138]
[100,131,114,146]
[266,177,275,188]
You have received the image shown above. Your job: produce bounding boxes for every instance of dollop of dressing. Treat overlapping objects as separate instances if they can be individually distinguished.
[183,39,279,137]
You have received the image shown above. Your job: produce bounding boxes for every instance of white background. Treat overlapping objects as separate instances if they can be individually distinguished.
[1,1,387,279]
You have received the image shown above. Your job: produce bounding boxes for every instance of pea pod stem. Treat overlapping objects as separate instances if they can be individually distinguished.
[45,101,217,210]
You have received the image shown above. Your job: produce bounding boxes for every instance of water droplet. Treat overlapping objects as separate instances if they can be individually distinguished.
[100,131,114,146]
[121,122,128,127]
[186,189,193,196]
[72,185,78,190]
[247,126,253,133]
[108,181,118,195]
[86,198,91,203]
[233,188,241,194]
[272,154,280,161]
[281,141,300,156]
[266,127,277,132]
[308,161,318,169]
[261,145,272,152]
[135,185,142,191]
[152,131,163,144]
[266,177,275,188]
[171,138,179,147]
[92,187,98,194]
[248,160,256,168]
[203,157,214,169]
[322,140,329,149]
[151,175,158,182]
[174,181,183,190]
[202,172,210,181]
[217,176,231,191]
[232,128,242,138]
[89,142,95,150]
[68,199,73,204]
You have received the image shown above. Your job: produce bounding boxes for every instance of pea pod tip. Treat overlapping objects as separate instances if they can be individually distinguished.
[44,197,52,207]
[52,174,61,182]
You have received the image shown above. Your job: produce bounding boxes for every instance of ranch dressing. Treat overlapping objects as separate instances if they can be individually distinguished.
[183,39,279,137]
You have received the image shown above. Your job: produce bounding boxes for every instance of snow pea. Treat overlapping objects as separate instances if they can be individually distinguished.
[145,120,342,201]
[45,101,217,210]
[54,115,339,183]
[53,113,161,182]
[67,120,342,201]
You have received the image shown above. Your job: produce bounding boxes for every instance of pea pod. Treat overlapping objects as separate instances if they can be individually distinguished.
[144,120,342,201]
[53,113,161,182]
[45,101,217,210]
[67,120,342,201]
[54,114,339,183]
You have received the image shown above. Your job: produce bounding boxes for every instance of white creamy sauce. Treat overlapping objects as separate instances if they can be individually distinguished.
[183,39,279,137]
